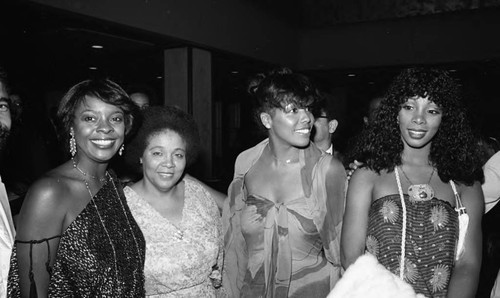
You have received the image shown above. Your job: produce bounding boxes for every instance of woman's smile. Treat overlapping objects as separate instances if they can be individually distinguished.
[90,138,117,148]
[407,129,427,139]
[294,127,311,135]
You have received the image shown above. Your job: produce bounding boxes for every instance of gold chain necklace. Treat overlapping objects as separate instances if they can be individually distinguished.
[72,158,107,183]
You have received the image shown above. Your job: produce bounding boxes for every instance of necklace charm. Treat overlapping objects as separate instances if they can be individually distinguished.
[276,157,299,165]
[408,184,434,202]
[400,166,436,203]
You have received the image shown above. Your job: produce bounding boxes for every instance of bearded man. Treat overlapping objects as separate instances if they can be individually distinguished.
[0,66,15,297]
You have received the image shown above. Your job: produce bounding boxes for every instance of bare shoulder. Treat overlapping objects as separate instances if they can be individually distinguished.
[346,167,382,203]
[20,172,72,222]
[16,170,74,238]
[349,167,379,186]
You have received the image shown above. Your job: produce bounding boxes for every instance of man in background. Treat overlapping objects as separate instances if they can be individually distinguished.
[127,84,157,110]
[0,66,15,297]
[313,106,340,157]
[362,95,384,126]
[129,91,151,110]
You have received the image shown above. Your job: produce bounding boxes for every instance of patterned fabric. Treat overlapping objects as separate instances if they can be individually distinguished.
[222,139,345,298]
[125,178,223,297]
[366,194,459,298]
[8,173,146,297]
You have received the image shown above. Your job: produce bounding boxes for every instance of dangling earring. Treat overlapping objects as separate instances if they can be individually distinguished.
[69,128,77,157]
[119,144,125,156]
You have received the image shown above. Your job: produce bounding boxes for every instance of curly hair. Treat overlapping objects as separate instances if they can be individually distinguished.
[57,79,139,152]
[124,105,201,173]
[248,67,321,131]
[349,67,483,185]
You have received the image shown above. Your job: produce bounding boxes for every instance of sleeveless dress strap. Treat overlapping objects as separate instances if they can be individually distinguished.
[15,235,61,298]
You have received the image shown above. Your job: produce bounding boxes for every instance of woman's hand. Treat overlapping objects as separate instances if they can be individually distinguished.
[209,269,222,288]
[347,160,364,181]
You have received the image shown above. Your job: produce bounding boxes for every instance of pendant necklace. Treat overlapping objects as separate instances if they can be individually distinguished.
[400,165,435,202]
[72,158,107,183]
[268,143,299,165]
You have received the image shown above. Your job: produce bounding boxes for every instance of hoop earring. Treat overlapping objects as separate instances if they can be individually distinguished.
[119,144,125,156]
[69,128,77,157]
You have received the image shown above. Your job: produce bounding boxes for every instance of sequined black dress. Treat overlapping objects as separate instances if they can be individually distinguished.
[8,173,146,297]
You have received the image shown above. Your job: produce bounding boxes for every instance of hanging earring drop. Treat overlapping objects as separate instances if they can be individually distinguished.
[119,144,125,156]
[69,128,77,157]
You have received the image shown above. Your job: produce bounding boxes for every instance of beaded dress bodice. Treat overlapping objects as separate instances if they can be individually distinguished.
[366,195,458,298]
[8,173,146,297]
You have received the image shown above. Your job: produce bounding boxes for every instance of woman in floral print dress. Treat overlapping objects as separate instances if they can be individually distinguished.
[123,106,224,297]
[341,68,484,298]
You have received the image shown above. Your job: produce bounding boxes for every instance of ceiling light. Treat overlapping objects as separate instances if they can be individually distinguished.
[91,45,103,49]
[347,73,356,77]
[156,76,163,79]
[89,66,98,70]
[231,71,239,74]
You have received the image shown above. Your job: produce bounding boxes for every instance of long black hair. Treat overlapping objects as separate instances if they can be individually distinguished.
[349,67,483,185]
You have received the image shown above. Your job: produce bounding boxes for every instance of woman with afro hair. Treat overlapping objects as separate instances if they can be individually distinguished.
[122,106,225,297]
[341,67,484,298]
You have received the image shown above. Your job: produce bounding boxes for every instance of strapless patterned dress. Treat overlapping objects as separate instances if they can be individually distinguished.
[366,194,459,298]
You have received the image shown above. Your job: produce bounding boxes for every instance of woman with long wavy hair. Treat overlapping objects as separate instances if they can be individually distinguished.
[341,68,484,298]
